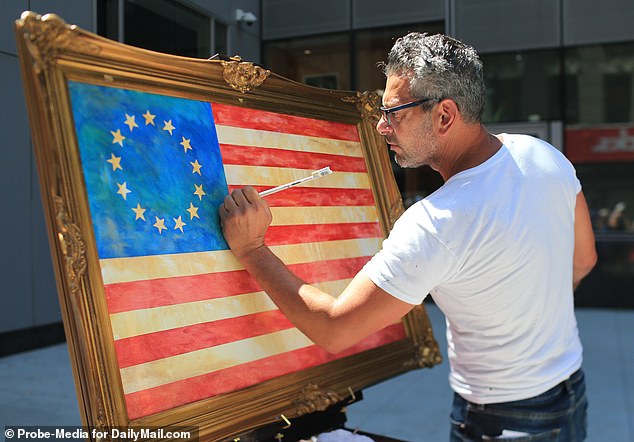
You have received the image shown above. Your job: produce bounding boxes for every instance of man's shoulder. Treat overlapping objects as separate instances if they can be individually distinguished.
[501,133,574,174]
[501,132,555,150]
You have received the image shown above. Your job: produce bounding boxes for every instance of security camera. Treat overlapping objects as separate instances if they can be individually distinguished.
[243,12,257,25]
[236,9,257,26]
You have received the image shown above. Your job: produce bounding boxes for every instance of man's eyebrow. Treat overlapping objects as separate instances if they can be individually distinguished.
[382,98,400,108]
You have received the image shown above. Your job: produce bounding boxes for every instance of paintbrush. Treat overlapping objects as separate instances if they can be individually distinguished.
[258,166,333,197]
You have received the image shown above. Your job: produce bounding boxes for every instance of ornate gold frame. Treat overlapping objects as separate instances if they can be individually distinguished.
[15,11,441,442]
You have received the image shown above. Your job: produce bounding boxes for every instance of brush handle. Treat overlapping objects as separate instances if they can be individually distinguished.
[259,176,314,197]
[259,167,332,197]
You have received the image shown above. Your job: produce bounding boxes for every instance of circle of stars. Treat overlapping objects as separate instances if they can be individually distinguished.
[107,110,207,235]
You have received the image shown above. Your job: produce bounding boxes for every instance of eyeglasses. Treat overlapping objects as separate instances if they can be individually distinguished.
[379,98,439,126]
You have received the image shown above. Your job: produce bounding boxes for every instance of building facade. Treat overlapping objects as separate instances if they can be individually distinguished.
[2,0,633,353]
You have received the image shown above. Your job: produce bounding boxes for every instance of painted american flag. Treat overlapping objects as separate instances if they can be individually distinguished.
[68,81,406,420]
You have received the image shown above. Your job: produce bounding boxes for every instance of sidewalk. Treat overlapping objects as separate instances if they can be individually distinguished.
[1,304,633,441]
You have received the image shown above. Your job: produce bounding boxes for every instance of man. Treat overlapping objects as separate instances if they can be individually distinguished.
[219,33,597,441]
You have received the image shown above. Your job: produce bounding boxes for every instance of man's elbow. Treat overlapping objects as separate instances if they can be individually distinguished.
[573,249,598,286]
[579,248,598,274]
[315,335,354,355]
[310,325,359,355]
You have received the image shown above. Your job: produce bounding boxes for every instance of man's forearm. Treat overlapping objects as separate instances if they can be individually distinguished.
[236,245,341,351]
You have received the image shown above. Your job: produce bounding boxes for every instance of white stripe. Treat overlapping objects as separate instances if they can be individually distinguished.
[216,125,363,157]
[110,279,351,339]
[101,237,382,284]
[270,206,379,226]
[223,165,370,189]
[119,328,313,394]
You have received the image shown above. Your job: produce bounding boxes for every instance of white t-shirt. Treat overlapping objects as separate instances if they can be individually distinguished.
[363,134,583,404]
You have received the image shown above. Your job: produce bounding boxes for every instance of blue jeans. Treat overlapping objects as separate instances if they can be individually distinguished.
[450,369,588,441]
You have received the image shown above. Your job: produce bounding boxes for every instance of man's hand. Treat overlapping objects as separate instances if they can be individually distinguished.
[219,187,272,258]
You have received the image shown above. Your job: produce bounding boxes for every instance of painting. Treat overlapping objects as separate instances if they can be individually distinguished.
[15,11,441,442]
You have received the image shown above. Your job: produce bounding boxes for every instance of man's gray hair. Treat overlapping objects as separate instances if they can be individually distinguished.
[383,33,486,123]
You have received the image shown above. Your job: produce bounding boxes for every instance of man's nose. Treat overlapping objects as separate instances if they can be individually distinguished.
[376,115,391,135]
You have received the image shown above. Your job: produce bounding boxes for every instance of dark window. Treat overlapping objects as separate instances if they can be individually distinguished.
[124,0,209,58]
[564,74,579,124]
[565,42,634,125]
[480,50,562,124]
[604,73,631,123]
[97,0,119,41]
[214,21,228,56]
[97,0,211,58]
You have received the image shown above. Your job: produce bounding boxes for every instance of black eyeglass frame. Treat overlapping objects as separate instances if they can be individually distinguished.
[379,97,440,126]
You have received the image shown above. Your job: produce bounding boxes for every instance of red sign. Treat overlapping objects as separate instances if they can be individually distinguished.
[565,126,634,163]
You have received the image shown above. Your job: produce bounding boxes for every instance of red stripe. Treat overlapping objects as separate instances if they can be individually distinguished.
[114,310,294,368]
[226,187,376,207]
[211,103,360,142]
[219,144,368,173]
[124,323,406,419]
[265,223,382,246]
[105,256,371,313]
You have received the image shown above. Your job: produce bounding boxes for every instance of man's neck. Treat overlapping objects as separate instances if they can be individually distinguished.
[438,124,502,181]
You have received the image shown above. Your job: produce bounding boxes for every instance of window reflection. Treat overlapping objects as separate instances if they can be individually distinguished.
[481,50,562,123]
[264,33,351,90]
[263,23,443,92]
[566,42,634,125]
[354,24,442,92]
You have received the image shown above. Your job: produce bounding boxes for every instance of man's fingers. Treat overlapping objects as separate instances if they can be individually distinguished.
[221,187,268,221]
[230,188,249,208]
[222,187,258,213]
[242,186,260,204]
[222,193,236,212]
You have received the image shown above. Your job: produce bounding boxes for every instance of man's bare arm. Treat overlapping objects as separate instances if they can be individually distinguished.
[219,187,414,353]
[573,191,597,289]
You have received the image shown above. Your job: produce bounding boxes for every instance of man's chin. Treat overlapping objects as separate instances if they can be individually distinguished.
[395,155,427,169]
[394,155,414,168]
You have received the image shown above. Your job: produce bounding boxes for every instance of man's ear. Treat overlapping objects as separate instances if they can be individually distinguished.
[436,99,458,135]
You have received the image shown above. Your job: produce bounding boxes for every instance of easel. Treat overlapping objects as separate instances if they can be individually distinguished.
[232,391,408,442]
